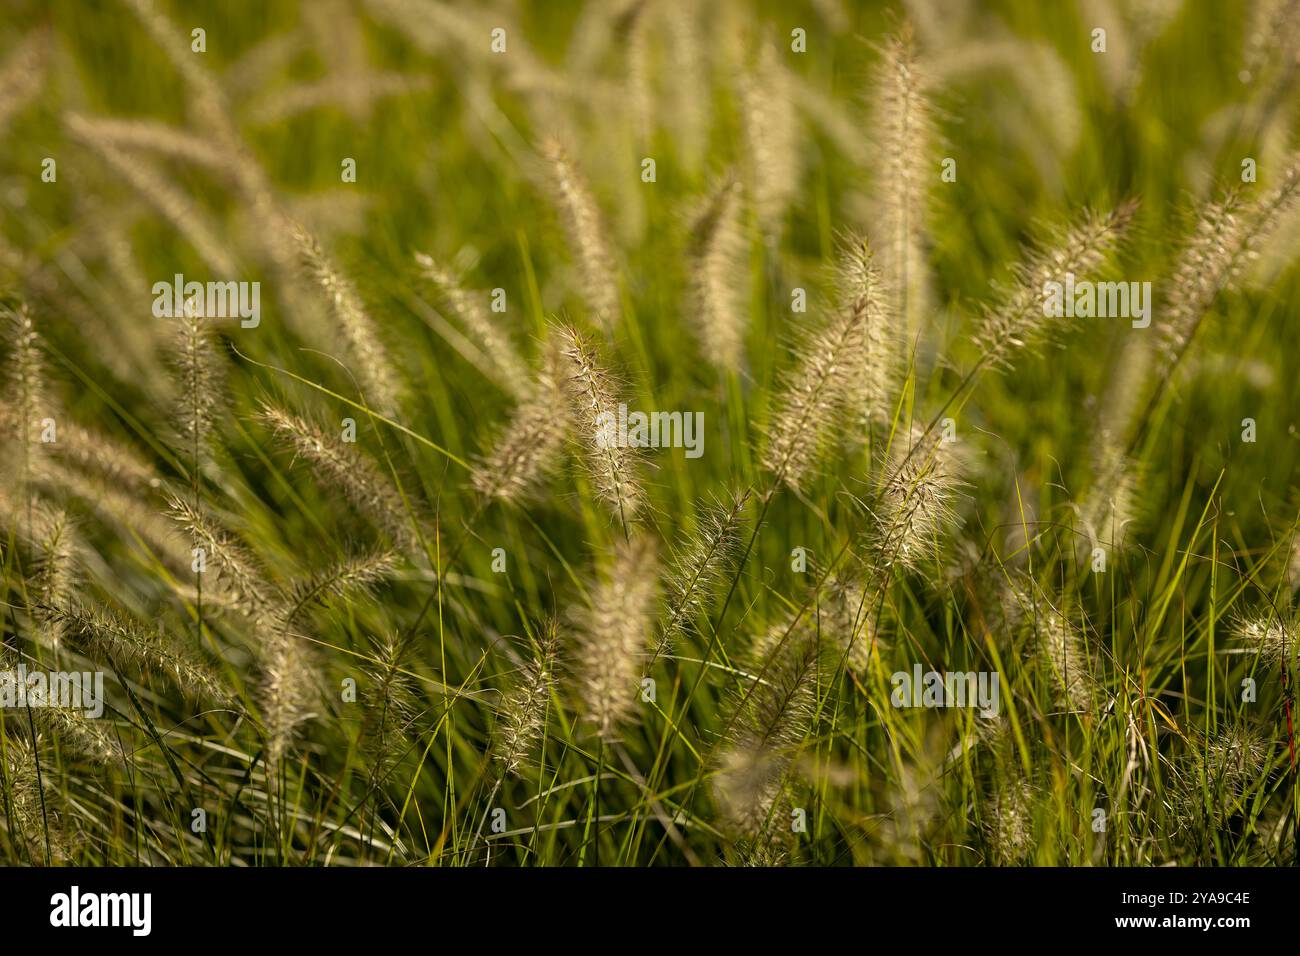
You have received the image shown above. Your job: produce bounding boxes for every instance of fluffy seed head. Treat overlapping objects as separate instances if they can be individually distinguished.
[1234,613,1295,668]
[1030,599,1097,713]
[714,630,821,842]
[50,602,227,701]
[260,403,419,550]
[555,322,645,526]
[656,489,750,660]
[867,25,936,331]
[741,42,799,240]
[168,300,223,465]
[164,491,275,622]
[836,236,898,428]
[760,256,877,491]
[471,337,570,503]
[415,252,531,397]
[866,424,961,574]
[294,224,402,416]
[492,619,561,777]
[686,173,747,372]
[972,201,1135,372]
[574,536,659,742]
[540,139,621,332]
[986,777,1035,864]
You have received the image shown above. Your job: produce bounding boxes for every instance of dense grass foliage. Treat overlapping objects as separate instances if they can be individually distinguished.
[2,0,1299,866]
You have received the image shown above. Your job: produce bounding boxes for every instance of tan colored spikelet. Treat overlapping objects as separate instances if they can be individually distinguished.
[34,705,120,766]
[867,26,936,334]
[760,264,875,492]
[121,0,233,135]
[164,491,275,621]
[293,225,402,416]
[1155,191,1250,367]
[0,29,49,136]
[283,550,395,614]
[259,620,316,769]
[360,631,418,772]
[1234,612,1295,668]
[866,424,961,574]
[686,174,747,373]
[1,736,72,862]
[986,776,1036,865]
[1175,729,1271,828]
[575,536,659,742]
[262,551,396,764]
[1029,597,1098,713]
[741,42,799,241]
[248,72,430,126]
[492,619,561,777]
[53,422,162,497]
[656,490,750,660]
[836,236,898,428]
[714,630,821,845]
[0,637,113,767]
[664,0,711,170]
[972,201,1135,372]
[65,122,237,275]
[555,322,645,526]
[471,337,569,503]
[0,634,113,770]
[1077,434,1141,554]
[540,139,621,332]
[49,602,227,701]
[29,504,80,649]
[169,301,223,466]
[260,403,419,550]
[414,252,530,396]
[61,113,229,171]
[1157,157,1300,371]
[1,300,49,452]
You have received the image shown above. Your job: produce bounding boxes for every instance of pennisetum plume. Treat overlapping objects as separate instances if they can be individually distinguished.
[414,252,531,397]
[985,776,1036,865]
[49,602,227,702]
[740,42,799,242]
[470,335,570,504]
[262,551,396,765]
[865,424,962,576]
[760,238,883,492]
[866,25,936,335]
[540,139,621,333]
[260,403,420,551]
[574,535,659,742]
[1,300,49,481]
[1155,157,1300,379]
[1233,612,1295,670]
[490,619,561,779]
[685,173,747,373]
[168,297,224,476]
[1029,596,1098,714]
[972,201,1136,374]
[554,321,645,529]
[164,491,276,623]
[293,224,403,417]
[836,235,899,429]
[713,629,821,862]
[654,489,751,662]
